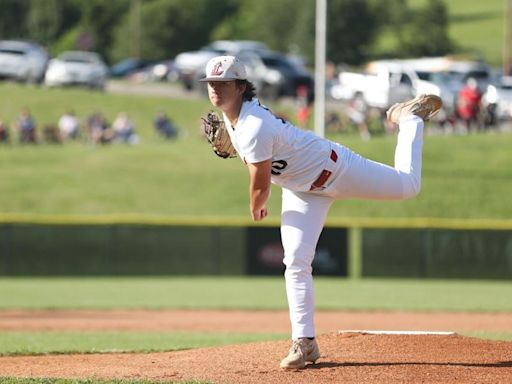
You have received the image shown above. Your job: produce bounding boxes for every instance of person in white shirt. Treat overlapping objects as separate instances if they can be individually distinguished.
[200,56,442,370]
[112,112,139,145]
[58,110,80,140]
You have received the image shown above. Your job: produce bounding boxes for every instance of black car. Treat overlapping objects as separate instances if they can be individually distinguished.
[256,53,314,100]
[109,58,155,78]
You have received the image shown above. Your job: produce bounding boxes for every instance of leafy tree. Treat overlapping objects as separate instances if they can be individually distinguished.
[111,0,239,63]
[0,0,29,40]
[327,0,379,64]
[212,0,313,58]
[214,0,379,65]
[27,0,62,49]
[0,0,456,68]
[368,0,453,60]
[369,0,410,49]
[402,0,453,57]
[75,0,128,62]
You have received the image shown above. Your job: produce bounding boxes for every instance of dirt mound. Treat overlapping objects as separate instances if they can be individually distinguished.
[1,332,511,383]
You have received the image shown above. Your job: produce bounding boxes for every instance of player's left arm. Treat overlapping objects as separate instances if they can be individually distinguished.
[246,159,272,221]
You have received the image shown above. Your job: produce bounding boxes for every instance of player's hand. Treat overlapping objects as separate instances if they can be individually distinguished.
[252,207,268,221]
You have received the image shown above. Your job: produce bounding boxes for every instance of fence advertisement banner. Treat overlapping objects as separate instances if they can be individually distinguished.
[246,227,347,276]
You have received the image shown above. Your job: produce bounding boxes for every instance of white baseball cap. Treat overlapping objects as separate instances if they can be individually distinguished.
[200,55,247,82]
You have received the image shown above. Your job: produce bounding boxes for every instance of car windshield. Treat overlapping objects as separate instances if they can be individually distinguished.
[0,48,25,55]
[448,70,489,82]
[261,57,296,71]
[60,55,96,64]
[416,71,451,84]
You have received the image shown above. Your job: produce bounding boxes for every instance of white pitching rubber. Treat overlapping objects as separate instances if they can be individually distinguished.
[338,330,456,336]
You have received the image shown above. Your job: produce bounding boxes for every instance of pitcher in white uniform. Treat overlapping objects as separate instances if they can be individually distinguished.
[200,56,442,369]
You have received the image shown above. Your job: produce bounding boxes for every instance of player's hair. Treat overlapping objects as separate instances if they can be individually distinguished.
[237,80,257,101]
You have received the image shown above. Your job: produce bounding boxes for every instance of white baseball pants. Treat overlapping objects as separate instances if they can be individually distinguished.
[280,116,424,339]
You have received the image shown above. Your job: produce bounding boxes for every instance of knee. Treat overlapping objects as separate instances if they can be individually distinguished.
[283,243,315,276]
[402,177,421,199]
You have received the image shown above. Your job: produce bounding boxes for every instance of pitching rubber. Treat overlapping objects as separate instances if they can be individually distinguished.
[338,330,456,336]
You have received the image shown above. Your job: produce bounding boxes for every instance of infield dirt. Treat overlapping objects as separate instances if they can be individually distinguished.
[0,309,511,383]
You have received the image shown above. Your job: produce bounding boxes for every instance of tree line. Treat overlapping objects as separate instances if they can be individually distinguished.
[0,0,453,65]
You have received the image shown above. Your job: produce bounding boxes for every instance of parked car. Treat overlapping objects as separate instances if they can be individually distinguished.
[331,57,492,113]
[0,40,48,83]
[238,51,314,100]
[145,60,178,82]
[330,60,436,110]
[44,51,108,89]
[446,60,491,92]
[404,58,493,118]
[174,40,269,91]
[109,58,155,78]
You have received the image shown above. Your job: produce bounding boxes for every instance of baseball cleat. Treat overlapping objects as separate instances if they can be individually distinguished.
[386,94,443,123]
[279,338,321,369]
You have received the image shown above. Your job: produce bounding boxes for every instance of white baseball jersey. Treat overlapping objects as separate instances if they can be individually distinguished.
[223,99,332,191]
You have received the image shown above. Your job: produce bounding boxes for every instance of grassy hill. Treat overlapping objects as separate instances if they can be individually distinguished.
[1,83,511,221]
[376,0,505,67]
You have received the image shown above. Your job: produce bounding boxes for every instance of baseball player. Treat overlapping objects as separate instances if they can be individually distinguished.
[200,56,442,369]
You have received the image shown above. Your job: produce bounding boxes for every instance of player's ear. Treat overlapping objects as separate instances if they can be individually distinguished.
[236,80,247,93]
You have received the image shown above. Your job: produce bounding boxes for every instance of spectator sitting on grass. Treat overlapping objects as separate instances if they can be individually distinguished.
[86,112,114,145]
[43,124,61,144]
[0,120,10,143]
[58,110,80,140]
[16,108,37,144]
[154,112,178,139]
[112,112,140,145]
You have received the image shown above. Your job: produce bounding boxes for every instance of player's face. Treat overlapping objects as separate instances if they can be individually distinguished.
[207,81,243,110]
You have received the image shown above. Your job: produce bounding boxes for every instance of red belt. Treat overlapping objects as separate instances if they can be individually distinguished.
[310,150,338,191]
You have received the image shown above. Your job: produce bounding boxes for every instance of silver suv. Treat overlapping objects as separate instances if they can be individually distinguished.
[0,40,49,83]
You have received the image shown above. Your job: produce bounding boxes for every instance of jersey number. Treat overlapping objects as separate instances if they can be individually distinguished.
[271,160,288,175]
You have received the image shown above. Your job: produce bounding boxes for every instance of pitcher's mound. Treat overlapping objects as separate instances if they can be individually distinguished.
[1,332,511,383]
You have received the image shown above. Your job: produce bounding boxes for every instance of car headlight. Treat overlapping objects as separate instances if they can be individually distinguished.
[153,64,168,78]
[48,63,67,77]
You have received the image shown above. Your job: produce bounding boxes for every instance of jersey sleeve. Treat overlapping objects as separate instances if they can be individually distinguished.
[239,115,274,163]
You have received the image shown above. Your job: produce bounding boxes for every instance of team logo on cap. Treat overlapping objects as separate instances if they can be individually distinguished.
[210,62,224,76]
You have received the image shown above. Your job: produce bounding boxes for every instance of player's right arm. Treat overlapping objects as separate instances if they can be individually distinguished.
[246,159,272,221]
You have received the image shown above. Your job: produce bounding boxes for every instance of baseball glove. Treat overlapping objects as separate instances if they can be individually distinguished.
[201,111,237,159]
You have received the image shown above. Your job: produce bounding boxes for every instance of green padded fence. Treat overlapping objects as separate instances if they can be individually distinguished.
[0,215,511,278]
[363,229,512,279]
[0,223,245,276]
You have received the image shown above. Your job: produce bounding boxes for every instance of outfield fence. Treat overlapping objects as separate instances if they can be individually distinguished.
[0,214,511,279]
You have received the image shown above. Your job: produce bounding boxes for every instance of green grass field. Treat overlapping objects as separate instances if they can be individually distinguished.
[0,277,511,359]
[0,330,287,356]
[2,277,512,312]
[1,83,511,220]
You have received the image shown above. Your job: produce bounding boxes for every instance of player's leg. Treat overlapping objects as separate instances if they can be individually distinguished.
[326,95,441,200]
[279,188,333,369]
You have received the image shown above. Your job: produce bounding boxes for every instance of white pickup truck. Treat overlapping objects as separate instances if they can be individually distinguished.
[330,59,441,110]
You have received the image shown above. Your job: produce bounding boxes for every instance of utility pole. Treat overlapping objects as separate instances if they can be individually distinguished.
[314,0,327,138]
[504,0,512,75]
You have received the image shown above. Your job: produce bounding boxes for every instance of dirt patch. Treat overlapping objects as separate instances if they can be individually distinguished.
[1,309,511,383]
[1,309,512,333]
